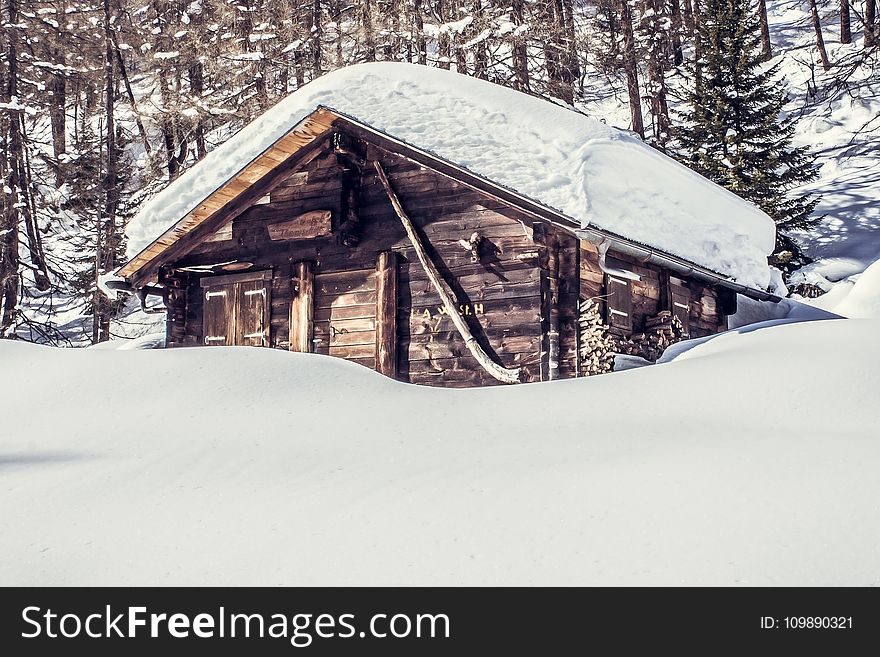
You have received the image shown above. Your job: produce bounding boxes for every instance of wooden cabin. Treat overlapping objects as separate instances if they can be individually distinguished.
[115,66,779,387]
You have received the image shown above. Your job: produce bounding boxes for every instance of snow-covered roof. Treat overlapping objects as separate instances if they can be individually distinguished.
[125,62,776,288]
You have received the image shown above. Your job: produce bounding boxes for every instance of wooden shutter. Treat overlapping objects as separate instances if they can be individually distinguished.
[203,283,233,346]
[604,273,632,333]
[668,279,691,332]
[236,279,270,346]
[201,270,272,347]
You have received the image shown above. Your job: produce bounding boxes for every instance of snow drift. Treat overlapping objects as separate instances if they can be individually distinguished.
[125,63,776,289]
[1,318,878,586]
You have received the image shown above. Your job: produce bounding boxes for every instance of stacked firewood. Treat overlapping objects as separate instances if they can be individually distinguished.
[578,298,616,376]
[615,311,689,362]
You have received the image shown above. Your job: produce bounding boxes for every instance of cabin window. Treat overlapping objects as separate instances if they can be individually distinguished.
[666,276,691,333]
[604,272,632,333]
[200,270,272,346]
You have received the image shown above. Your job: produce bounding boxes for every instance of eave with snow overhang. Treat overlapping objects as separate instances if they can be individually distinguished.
[118,105,778,302]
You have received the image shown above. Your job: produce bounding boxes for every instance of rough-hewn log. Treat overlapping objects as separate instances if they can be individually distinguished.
[537,225,560,381]
[289,261,314,352]
[376,250,398,378]
[374,161,522,384]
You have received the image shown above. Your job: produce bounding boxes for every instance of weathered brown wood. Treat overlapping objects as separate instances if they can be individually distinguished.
[235,278,270,346]
[337,157,363,247]
[198,269,272,287]
[401,298,540,336]
[267,210,332,241]
[314,269,377,295]
[125,134,332,287]
[202,282,232,346]
[669,281,691,333]
[557,232,580,376]
[604,272,633,334]
[315,327,377,347]
[314,304,377,322]
[289,261,314,353]
[374,160,522,384]
[313,316,376,333]
[376,251,398,378]
[314,290,378,309]
[156,127,733,385]
[323,343,377,359]
[536,226,560,381]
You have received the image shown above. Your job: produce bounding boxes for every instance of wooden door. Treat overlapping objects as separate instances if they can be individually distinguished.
[313,268,377,368]
[201,270,272,346]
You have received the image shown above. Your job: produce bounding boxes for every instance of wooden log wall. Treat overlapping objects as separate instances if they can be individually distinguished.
[578,239,726,340]
[169,138,578,387]
[165,130,726,384]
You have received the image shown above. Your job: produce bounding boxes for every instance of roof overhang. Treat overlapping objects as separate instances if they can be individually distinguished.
[117,105,779,302]
[117,107,339,286]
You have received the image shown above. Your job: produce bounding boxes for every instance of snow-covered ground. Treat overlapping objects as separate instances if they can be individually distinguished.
[2,312,879,586]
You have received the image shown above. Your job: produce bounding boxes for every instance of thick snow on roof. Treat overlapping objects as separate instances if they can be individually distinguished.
[127,62,776,288]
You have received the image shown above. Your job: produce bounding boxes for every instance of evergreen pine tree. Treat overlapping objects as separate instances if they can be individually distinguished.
[675,0,819,272]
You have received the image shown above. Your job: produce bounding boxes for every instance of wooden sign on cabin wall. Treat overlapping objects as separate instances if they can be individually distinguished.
[267,210,332,241]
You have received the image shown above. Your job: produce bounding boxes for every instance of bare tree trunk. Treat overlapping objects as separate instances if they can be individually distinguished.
[808,0,833,70]
[618,0,645,137]
[97,0,119,342]
[840,0,852,43]
[511,0,529,90]
[48,1,67,187]
[647,0,670,149]
[541,0,573,103]
[412,0,427,64]
[437,0,451,68]
[188,61,206,158]
[681,0,695,36]
[757,0,772,60]
[18,119,51,291]
[472,0,488,79]
[561,0,581,86]
[312,0,323,74]
[362,0,376,61]
[669,0,684,66]
[1,0,21,333]
[866,0,876,47]
[692,0,703,83]
[112,35,151,156]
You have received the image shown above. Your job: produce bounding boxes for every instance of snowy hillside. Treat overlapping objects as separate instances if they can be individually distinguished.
[2,316,879,586]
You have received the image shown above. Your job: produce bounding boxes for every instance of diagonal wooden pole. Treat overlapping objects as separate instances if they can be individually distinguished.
[374,161,521,384]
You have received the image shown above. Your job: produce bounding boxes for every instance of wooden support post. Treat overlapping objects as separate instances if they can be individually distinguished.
[158,266,187,348]
[289,261,314,353]
[547,237,560,381]
[374,160,521,384]
[538,226,560,381]
[336,133,364,247]
[376,251,399,378]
